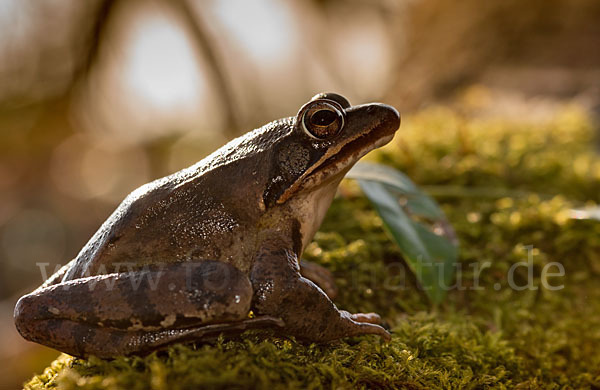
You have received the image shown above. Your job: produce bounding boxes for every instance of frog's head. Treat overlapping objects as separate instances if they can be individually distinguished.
[262,93,400,252]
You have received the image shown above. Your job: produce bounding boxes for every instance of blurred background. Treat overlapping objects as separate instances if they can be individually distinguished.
[1,0,599,387]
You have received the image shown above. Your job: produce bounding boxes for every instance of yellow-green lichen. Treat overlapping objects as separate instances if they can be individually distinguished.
[25,104,600,389]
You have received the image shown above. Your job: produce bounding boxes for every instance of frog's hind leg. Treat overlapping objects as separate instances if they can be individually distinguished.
[16,315,283,358]
[251,247,391,342]
[14,260,269,358]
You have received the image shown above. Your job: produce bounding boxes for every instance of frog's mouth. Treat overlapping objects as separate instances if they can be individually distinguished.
[303,119,395,187]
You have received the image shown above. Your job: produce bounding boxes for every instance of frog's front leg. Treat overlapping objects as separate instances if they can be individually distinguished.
[251,244,391,342]
[15,260,282,358]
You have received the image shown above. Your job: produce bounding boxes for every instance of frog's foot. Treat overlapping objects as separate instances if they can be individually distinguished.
[350,312,383,325]
[252,247,390,343]
[299,259,338,299]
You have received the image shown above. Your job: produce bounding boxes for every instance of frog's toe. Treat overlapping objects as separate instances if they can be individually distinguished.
[350,312,383,325]
[349,321,392,342]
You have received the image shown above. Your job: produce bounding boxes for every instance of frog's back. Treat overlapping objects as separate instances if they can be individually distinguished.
[63,119,293,281]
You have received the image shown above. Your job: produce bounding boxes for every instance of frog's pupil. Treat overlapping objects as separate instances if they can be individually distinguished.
[311,110,337,127]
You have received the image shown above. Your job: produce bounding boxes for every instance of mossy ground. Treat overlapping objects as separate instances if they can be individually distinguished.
[25,103,600,389]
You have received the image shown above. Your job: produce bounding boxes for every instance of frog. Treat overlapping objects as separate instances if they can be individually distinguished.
[14,93,400,358]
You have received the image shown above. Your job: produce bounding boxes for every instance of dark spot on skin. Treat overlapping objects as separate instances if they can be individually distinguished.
[318,321,327,334]
[129,285,160,326]
[72,322,94,357]
[44,317,62,335]
[68,295,101,325]
[171,314,205,329]
[107,331,126,356]
[291,219,303,256]
[106,234,121,246]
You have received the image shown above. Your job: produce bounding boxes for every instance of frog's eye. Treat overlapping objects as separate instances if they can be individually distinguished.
[300,101,344,139]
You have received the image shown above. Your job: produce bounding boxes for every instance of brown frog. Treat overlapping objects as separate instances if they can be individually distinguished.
[14,93,400,358]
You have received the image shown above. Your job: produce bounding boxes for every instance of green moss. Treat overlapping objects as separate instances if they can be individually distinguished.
[25,104,600,389]
[25,317,520,390]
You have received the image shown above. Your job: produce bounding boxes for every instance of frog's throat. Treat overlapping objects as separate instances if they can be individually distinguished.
[276,118,393,204]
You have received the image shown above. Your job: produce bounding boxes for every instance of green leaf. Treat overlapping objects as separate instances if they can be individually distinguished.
[347,163,459,304]
[347,162,444,220]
